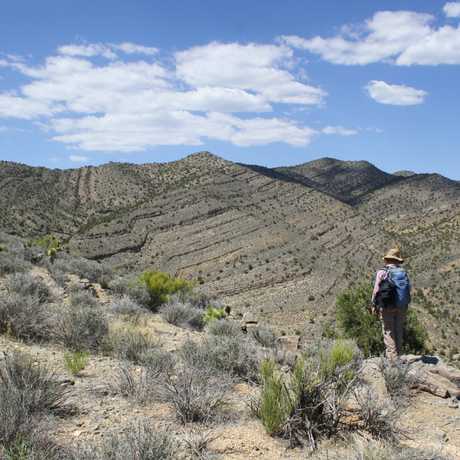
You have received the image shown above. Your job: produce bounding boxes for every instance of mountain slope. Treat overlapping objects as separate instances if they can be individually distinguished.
[0,152,459,353]
[275,157,403,204]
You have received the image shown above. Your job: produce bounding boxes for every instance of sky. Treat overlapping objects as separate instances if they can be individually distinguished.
[0,0,459,179]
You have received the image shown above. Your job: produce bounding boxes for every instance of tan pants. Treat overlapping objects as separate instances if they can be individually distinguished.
[380,308,406,361]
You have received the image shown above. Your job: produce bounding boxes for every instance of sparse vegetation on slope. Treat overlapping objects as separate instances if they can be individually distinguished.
[335,283,428,357]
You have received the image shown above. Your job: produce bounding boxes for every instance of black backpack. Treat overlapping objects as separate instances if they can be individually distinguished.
[374,270,396,309]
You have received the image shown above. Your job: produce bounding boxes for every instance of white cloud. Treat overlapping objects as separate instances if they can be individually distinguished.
[51,111,315,151]
[322,125,358,136]
[58,43,117,60]
[281,6,460,66]
[57,42,158,59]
[113,42,158,55]
[366,80,427,105]
[0,92,61,119]
[176,42,325,105]
[444,2,460,17]
[0,41,331,151]
[69,154,89,162]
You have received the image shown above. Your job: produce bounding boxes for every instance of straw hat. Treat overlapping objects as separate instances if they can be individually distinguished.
[383,247,404,263]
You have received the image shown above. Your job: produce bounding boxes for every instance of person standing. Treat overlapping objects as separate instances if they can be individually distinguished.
[372,247,411,361]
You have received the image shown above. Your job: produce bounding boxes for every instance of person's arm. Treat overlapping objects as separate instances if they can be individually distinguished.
[371,269,386,304]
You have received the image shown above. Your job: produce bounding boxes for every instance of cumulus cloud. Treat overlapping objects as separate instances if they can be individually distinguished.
[444,2,460,17]
[366,80,427,105]
[69,154,89,162]
[113,42,158,55]
[0,41,330,151]
[176,42,326,105]
[322,126,358,136]
[51,111,315,151]
[280,5,460,66]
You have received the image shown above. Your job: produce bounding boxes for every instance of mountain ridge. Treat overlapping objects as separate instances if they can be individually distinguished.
[0,151,459,354]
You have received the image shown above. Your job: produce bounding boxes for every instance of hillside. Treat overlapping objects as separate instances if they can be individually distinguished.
[274,157,403,204]
[0,152,459,354]
[0,245,459,459]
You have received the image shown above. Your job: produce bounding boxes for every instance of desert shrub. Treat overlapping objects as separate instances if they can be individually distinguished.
[69,290,98,309]
[5,272,51,303]
[115,364,155,403]
[0,352,69,449]
[379,359,415,404]
[256,359,292,435]
[115,343,230,423]
[310,438,452,460]
[180,335,262,383]
[155,363,231,424]
[109,275,151,307]
[203,306,226,324]
[54,304,108,351]
[177,290,214,309]
[254,340,361,449]
[317,339,359,384]
[115,351,174,402]
[182,430,217,460]
[0,250,32,275]
[109,295,147,318]
[354,388,400,442]
[207,318,242,337]
[139,271,193,311]
[47,252,113,287]
[251,325,277,348]
[103,325,157,364]
[0,293,51,341]
[336,283,428,357]
[1,429,67,460]
[64,351,90,376]
[160,299,204,330]
[74,420,176,460]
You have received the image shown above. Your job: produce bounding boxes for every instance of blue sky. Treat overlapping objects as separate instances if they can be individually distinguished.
[0,0,459,179]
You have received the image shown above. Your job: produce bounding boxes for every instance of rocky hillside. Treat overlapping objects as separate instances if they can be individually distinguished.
[1,152,459,353]
[274,157,403,204]
[0,252,459,459]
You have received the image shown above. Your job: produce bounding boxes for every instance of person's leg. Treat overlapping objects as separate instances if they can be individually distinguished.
[394,308,407,356]
[381,309,398,361]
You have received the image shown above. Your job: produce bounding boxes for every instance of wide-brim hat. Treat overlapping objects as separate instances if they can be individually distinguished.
[383,247,404,263]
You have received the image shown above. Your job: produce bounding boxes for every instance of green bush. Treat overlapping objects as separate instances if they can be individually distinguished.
[336,283,428,357]
[32,235,61,259]
[203,306,226,324]
[139,271,193,311]
[255,340,362,449]
[318,339,358,383]
[64,351,90,376]
[257,359,292,435]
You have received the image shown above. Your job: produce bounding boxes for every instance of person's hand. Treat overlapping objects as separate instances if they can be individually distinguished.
[369,305,379,316]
